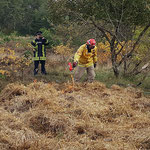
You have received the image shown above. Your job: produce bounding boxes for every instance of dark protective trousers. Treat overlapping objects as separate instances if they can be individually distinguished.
[34,60,46,75]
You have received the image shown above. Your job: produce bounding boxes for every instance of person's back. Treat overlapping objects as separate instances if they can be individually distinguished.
[74,44,97,67]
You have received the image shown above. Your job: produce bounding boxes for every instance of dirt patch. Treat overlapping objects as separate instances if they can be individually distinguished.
[29,115,67,136]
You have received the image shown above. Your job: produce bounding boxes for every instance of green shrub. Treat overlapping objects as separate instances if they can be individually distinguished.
[40,28,61,48]
[3,36,11,42]
[10,31,19,37]
[0,31,5,38]
[24,50,32,59]
[0,73,6,79]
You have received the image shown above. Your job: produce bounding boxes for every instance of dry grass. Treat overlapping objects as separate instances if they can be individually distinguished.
[0,81,150,150]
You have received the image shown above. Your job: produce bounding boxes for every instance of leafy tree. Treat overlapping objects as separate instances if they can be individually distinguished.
[47,0,150,77]
[0,0,50,35]
[0,0,23,33]
[18,0,50,35]
[40,28,61,48]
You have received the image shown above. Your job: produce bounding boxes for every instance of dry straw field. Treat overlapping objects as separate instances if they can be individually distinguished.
[0,81,150,150]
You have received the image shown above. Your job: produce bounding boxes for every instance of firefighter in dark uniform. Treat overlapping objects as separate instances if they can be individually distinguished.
[31,31,49,75]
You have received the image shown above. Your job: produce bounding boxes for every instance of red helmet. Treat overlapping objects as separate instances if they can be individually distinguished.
[87,39,96,47]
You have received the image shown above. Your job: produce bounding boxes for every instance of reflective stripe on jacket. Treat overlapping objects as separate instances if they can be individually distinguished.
[74,44,97,67]
[31,38,49,61]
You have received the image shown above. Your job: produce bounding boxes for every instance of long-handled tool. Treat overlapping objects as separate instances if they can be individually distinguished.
[68,62,75,87]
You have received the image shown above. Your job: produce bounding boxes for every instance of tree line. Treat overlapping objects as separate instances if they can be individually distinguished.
[0,0,50,35]
[0,0,150,78]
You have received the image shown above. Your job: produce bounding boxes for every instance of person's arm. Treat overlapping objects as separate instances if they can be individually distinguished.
[93,47,97,63]
[93,47,98,67]
[73,45,84,67]
[42,38,49,45]
[74,45,84,62]
[31,40,36,47]
[31,40,38,51]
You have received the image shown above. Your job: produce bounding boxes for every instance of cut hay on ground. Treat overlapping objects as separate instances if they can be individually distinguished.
[0,81,150,150]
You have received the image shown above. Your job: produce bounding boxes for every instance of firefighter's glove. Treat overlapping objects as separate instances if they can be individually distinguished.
[73,62,78,68]
[94,63,97,68]
[42,38,46,44]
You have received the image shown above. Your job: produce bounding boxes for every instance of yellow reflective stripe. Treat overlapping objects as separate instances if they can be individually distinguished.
[34,45,38,51]
[40,57,46,60]
[35,50,38,58]
[33,57,46,61]
[42,45,45,57]
[33,57,39,61]
[45,40,49,44]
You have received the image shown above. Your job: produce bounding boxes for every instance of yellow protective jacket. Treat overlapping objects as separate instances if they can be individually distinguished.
[74,44,97,67]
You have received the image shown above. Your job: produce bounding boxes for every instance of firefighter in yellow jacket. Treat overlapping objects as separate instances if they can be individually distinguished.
[73,39,97,82]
